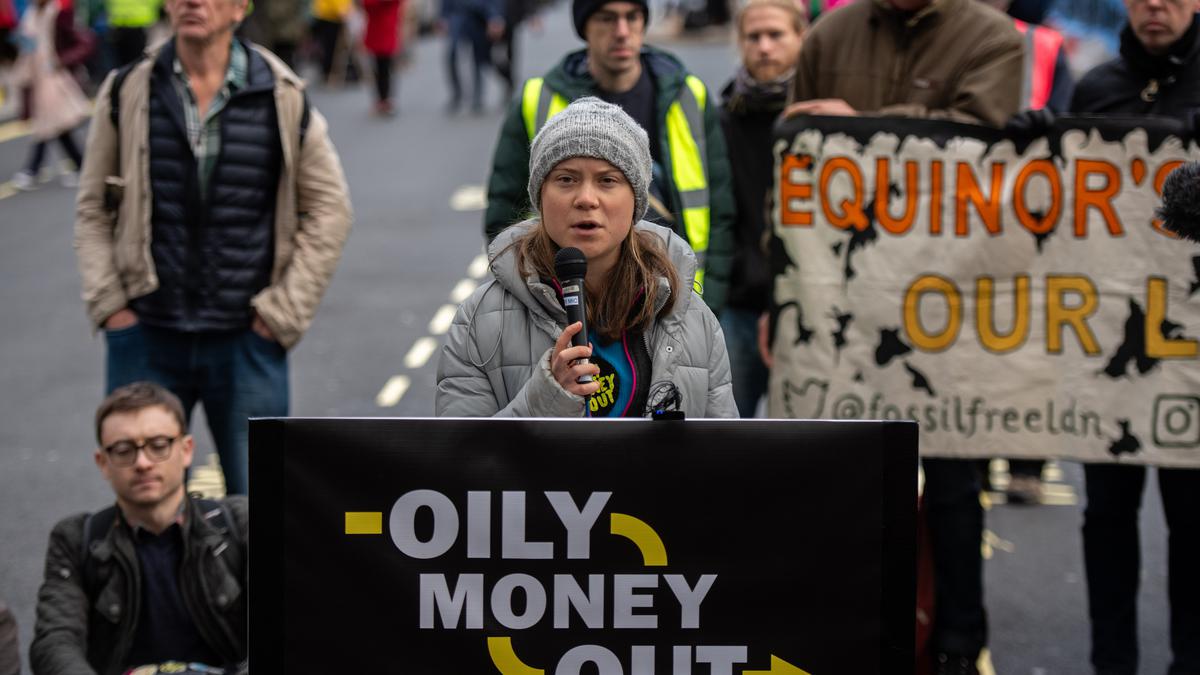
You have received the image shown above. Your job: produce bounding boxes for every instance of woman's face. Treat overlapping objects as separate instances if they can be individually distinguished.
[540,157,635,278]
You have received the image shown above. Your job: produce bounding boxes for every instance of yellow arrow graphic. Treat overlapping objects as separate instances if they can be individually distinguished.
[609,513,668,566]
[487,637,544,675]
[744,655,811,675]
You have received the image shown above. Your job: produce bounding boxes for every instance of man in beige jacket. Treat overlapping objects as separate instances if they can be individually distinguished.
[74,0,352,495]
[783,0,1023,672]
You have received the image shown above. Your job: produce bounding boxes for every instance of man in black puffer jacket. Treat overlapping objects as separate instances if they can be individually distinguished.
[1070,4,1200,674]
[716,0,805,418]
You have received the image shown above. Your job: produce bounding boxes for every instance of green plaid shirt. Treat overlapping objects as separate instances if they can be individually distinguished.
[170,41,248,199]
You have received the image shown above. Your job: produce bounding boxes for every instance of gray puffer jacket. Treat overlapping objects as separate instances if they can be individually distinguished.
[436,221,736,418]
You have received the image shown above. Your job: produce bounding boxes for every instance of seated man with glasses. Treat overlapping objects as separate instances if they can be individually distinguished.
[31,382,247,675]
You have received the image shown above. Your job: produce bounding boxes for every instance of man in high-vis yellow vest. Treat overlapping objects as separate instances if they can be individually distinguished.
[482,0,735,313]
[106,0,161,66]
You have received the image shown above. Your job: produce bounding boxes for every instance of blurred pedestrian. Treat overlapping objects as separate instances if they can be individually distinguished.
[483,0,736,315]
[0,598,17,675]
[74,0,352,495]
[11,0,92,191]
[491,0,538,101]
[363,0,403,115]
[717,0,804,417]
[105,0,159,66]
[784,0,1023,671]
[1070,0,1200,672]
[311,0,351,82]
[239,0,305,67]
[440,0,502,113]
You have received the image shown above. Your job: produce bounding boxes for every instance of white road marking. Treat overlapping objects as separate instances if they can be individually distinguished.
[186,454,226,499]
[449,184,487,212]
[451,279,478,303]
[428,304,457,335]
[373,255,491,407]
[0,119,31,144]
[404,337,438,369]
[0,183,16,201]
[375,375,412,407]
[468,253,489,279]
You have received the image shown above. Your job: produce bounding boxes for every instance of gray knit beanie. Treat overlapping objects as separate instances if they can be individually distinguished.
[527,97,652,224]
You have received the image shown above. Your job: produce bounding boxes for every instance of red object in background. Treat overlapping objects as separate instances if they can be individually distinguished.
[363,0,406,56]
[0,0,17,30]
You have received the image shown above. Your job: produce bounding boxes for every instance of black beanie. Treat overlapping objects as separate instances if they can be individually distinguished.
[572,0,650,39]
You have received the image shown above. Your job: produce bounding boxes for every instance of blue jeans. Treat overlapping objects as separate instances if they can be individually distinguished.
[718,307,769,418]
[445,11,490,108]
[105,323,289,495]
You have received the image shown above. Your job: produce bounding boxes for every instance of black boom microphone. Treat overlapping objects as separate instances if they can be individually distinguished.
[554,247,592,383]
[1159,161,1200,243]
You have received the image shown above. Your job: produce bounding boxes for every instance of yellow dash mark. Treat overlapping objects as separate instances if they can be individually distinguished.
[609,513,668,567]
[344,512,383,535]
[743,655,811,675]
[487,637,544,675]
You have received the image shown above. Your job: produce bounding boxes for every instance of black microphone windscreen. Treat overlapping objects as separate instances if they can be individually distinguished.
[1159,161,1200,243]
[554,247,588,281]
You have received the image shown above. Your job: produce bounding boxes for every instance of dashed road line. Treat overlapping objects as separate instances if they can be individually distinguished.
[404,337,438,369]
[428,304,457,335]
[0,119,31,144]
[450,278,479,303]
[375,251,489,408]
[468,253,489,278]
[375,375,412,407]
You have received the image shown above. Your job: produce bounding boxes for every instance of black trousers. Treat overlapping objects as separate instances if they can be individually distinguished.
[108,26,146,67]
[373,54,393,103]
[310,18,342,82]
[1083,464,1200,674]
[25,131,83,174]
[923,457,987,658]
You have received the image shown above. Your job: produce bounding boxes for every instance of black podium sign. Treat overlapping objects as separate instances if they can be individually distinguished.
[249,418,916,674]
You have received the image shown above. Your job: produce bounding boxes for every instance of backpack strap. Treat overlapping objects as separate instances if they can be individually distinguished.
[299,91,311,146]
[80,506,119,598]
[107,56,144,133]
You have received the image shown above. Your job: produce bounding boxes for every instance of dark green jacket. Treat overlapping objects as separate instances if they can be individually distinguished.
[483,46,736,313]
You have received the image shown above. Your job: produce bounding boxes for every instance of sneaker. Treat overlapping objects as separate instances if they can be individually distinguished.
[1006,475,1043,505]
[60,170,79,188]
[374,99,396,117]
[11,171,36,191]
[934,652,979,675]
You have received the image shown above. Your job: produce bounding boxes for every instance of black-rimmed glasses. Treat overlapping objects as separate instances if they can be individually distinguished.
[103,436,179,467]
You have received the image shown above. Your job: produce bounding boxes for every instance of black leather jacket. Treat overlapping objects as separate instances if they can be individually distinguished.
[31,496,248,675]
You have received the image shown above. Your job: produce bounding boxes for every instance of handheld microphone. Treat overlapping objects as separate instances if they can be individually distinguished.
[554,247,591,383]
[1159,161,1200,243]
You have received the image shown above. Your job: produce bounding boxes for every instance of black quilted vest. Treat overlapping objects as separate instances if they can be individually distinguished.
[131,40,282,332]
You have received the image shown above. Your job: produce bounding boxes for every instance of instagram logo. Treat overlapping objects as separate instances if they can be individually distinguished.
[1153,395,1200,448]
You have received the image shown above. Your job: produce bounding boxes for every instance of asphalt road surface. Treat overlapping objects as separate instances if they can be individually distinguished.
[0,7,1177,674]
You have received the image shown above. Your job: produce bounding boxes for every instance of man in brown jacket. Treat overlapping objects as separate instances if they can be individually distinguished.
[784,0,1023,672]
[74,0,352,496]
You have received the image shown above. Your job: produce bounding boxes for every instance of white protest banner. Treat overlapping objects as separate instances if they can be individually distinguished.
[769,115,1200,466]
